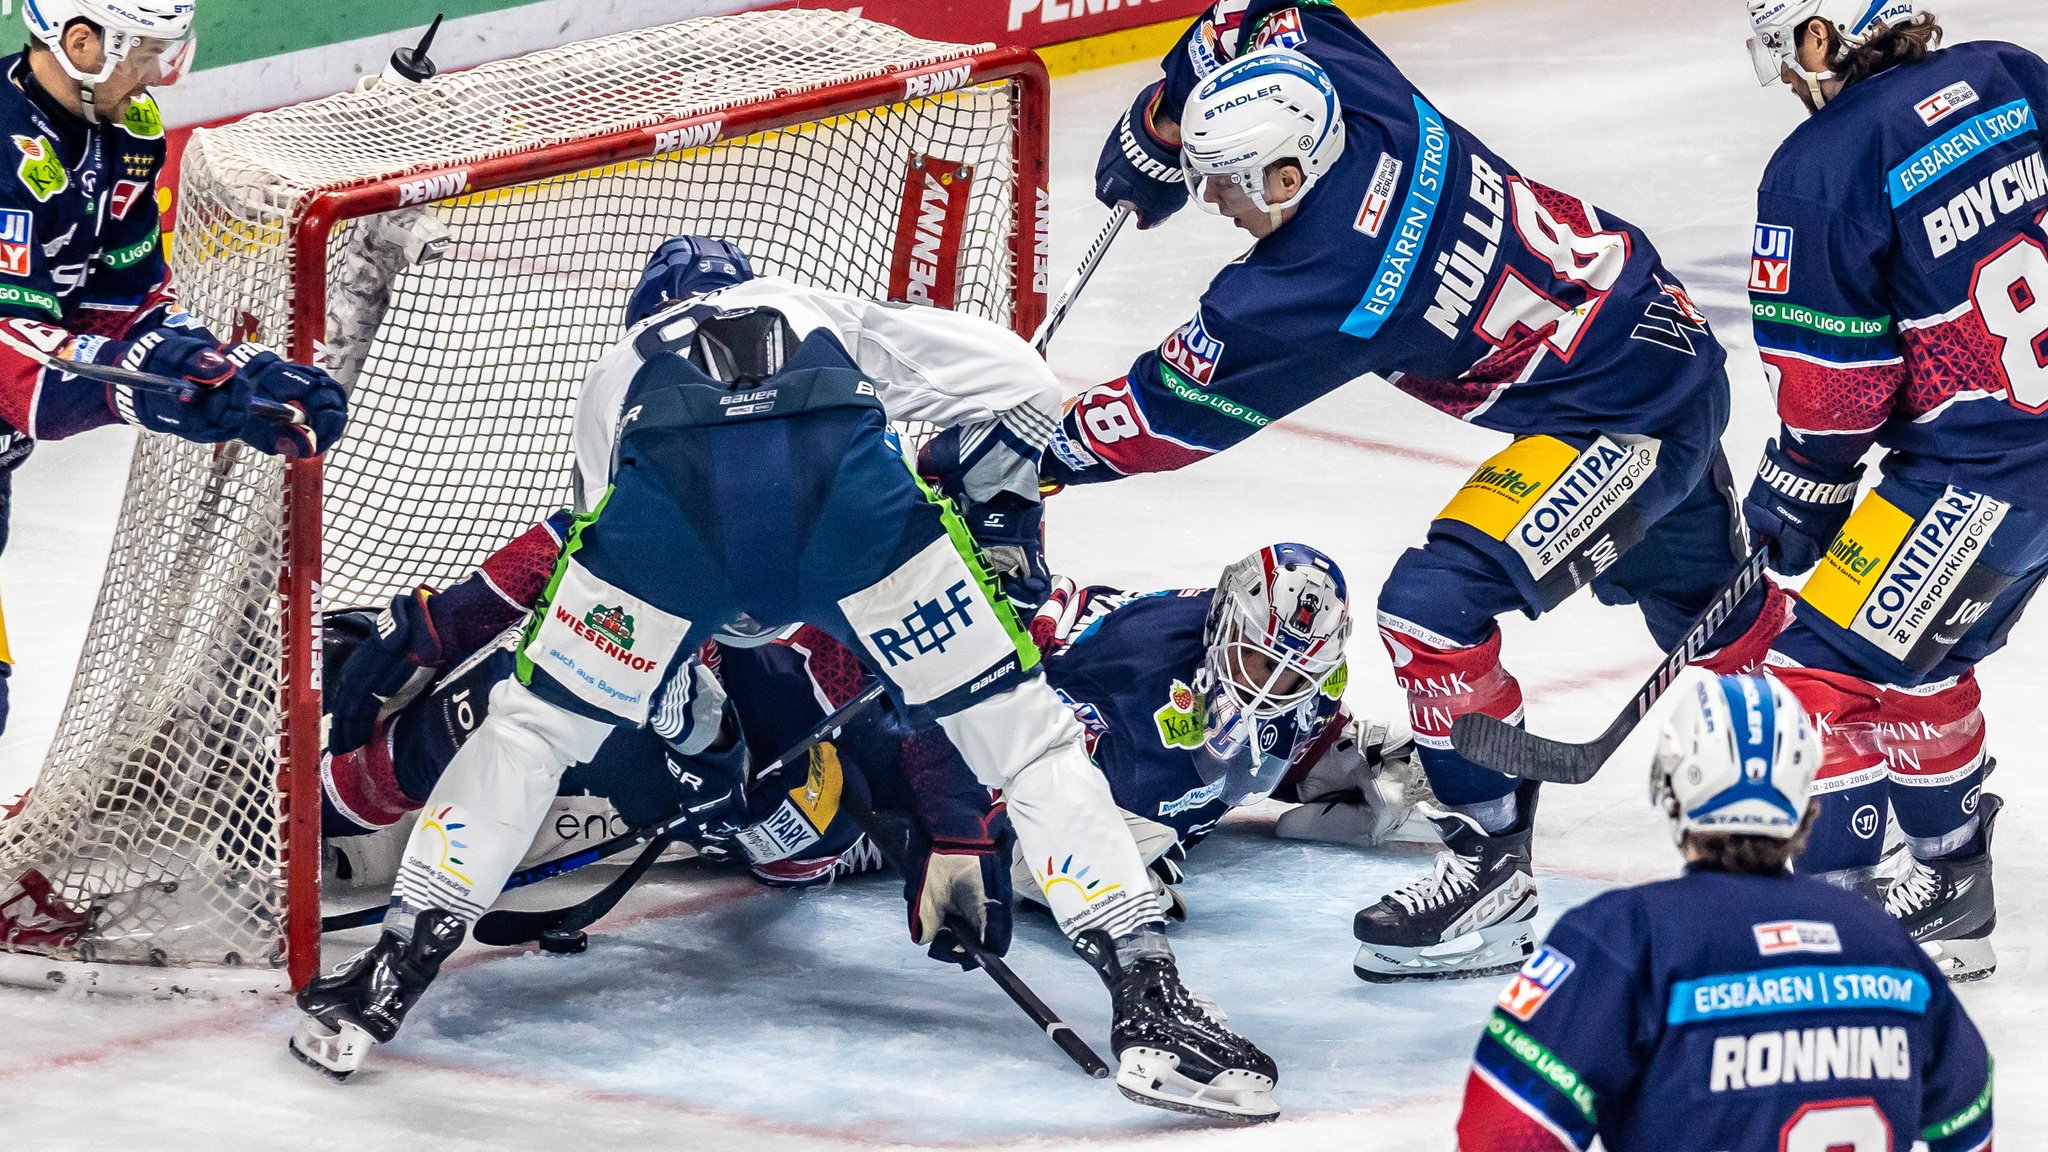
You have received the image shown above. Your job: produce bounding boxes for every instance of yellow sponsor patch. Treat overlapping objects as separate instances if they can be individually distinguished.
[1802,494,1914,626]
[1439,436,1581,540]
[790,742,845,829]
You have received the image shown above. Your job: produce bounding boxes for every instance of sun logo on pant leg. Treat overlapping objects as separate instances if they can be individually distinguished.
[1038,855,1123,903]
[420,806,472,886]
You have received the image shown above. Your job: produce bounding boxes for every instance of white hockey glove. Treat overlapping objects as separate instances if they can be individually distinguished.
[1274,717,1433,849]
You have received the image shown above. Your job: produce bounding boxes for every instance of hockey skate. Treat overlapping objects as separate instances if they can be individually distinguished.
[1887,793,2000,982]
[1074,929,1278,1123]
[290,909,467,1079]
[1352,783,1538,983]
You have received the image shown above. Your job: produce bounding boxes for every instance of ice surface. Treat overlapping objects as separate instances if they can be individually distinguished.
[4,0,2047,1147]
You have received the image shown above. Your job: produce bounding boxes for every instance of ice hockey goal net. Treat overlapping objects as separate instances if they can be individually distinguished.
[0,10,1047,994]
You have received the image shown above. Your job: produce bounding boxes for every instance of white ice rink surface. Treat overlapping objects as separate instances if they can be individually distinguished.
[5,0,2048,1148]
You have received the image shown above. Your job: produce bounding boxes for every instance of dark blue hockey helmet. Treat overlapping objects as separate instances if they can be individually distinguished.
[625,235,756,327]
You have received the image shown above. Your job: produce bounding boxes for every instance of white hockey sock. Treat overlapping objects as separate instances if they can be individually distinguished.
[939,682,1161,940]
[387,679,613,929]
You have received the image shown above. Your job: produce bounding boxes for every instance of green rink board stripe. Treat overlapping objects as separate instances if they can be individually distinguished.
[193,0,549,72]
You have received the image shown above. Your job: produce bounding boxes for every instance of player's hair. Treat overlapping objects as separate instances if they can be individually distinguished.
[1831,14,1945,89]
[1681,807,1817,876]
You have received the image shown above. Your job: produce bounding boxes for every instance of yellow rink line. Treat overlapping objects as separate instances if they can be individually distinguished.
[1035,0,1477,78]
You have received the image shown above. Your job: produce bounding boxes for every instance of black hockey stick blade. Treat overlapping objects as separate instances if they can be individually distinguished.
[471,828,678,946]
[468,681,890,947]
[844,800,1113,1079]
[1449,545,1773,785]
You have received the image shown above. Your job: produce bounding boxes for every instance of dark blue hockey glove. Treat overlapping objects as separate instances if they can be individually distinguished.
[905,806,1014,971]
[328,587,451,755]
[918,428,1051,609]
[1743,438,1864,577]
[88,330,251,444]
[1095,82,1187,229]
[626,235,755,327]
[223,344,348,458]
[0,430,32,556]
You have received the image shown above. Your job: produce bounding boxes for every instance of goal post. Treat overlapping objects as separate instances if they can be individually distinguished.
[0,10,1048,994]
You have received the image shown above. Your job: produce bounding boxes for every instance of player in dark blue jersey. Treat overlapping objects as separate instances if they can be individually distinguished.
[1061,1,1789,981]
[1737,0,2045,980]
[1456,672,1992,1152]
[0,0,347,735]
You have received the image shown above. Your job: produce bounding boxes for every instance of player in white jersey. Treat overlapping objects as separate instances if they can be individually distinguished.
[289,238,1279,1122]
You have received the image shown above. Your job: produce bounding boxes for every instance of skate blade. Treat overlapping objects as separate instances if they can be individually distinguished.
[290,1016,374,1080]
[1115,1048,1278,1124]
[1921,935,1996,983]
[1353,917,1535,984]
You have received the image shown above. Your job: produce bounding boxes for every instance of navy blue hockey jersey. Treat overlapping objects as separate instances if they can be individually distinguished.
[1752,40,2048,510]
[1457,867,1991,1152]
[1045,0,1725,485]
[0,56,197,443]
[1042,585,1341,846]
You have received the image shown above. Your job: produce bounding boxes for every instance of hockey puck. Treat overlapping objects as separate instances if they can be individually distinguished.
[538,929,588,955]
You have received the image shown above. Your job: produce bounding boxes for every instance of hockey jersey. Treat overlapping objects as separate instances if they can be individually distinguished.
[1045,0,1726,485]
[1041,585,1340,846]
[0,56,198,444]
[1753,40,2048,510]
[1457,867,1992,1152]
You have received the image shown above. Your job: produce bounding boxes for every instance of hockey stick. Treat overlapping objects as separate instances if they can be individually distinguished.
[44,354,310,431]
[844,800,1112,1080]
[1448,545,1773,785]
[463,680,891,947]
[1031,204,1132,355]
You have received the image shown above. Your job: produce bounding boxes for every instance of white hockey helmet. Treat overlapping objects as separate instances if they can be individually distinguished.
[1205,543,1351,720]
[1651,674,1821,841]
[1179,47,1345,220]
[1745,0,1922,104]
[23,0,196,95]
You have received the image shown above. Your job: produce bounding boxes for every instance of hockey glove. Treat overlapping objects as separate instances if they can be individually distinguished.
[0,430,32,556]
[224,344,348,458]
[1096,82,1187,229]
[84,330,251,444]
[650,652,730,757]
[1743,438,1863,577]
[905,806,1015,971]
[918,428,1052,609]
[327,587,451,755]
[1273,717,1431,849]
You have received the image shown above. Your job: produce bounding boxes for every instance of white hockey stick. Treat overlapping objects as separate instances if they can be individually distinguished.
[1031,204,1133,355]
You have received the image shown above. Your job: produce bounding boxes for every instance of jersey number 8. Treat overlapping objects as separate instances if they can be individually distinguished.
[1778,1097,1892,1152]
[1971,233,2048,414]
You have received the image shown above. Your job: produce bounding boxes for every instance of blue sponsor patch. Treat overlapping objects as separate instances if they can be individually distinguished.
[1497,944,1575,1020]
[0,208,30,276]
[1342,95,1450,339]
[1667,965,1930,1025]
[1887,99,2036,206]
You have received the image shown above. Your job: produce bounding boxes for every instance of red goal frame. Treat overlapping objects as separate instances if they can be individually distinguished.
[273,48,1050,987]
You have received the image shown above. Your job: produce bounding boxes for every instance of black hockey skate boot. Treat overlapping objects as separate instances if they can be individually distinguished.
[1886,793,2000,982]
[1074,928,1278,1123]
[1352,781,1539,983]
[290,908,467,1079]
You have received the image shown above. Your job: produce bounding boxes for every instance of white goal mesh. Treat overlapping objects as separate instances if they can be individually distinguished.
[0,10,1044,993]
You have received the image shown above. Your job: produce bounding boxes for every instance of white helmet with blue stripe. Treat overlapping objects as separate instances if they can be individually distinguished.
[1651,674,1822,841]
[1745,0,1922,104]
[1179,46,1345,219]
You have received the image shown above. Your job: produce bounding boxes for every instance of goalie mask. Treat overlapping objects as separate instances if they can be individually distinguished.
[1744,0,1922,108]
[23,0,196,116]
[1203,543,1350,722]
[1650,674,1823,842]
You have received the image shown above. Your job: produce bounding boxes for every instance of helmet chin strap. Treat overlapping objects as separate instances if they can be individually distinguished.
[77,78,99,124]
[1795,62,1836,111]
